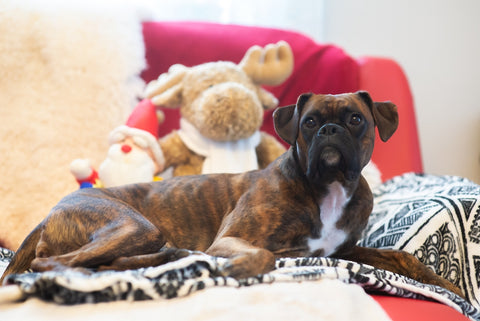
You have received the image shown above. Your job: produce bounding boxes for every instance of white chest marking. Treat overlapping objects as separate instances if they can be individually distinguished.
[307,182,351,256]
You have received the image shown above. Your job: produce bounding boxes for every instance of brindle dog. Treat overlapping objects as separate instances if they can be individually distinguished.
[1,91,463,298]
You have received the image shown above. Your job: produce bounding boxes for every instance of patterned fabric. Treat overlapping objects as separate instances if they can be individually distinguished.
[1,174,479,320]
[360,173,480,311]
[0,247,14,271]
[1,254,478,320]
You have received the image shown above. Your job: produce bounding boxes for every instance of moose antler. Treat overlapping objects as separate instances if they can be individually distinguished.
[239,41,294,86]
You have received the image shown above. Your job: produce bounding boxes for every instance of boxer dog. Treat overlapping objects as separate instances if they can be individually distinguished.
[1,91,463,297]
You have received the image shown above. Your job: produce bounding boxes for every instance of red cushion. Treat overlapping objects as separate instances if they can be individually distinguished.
[141,21,359,141]
[372,295,469,321]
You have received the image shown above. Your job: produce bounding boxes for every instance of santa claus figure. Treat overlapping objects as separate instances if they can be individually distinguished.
[70,100,165,188]
[99,125,164,187]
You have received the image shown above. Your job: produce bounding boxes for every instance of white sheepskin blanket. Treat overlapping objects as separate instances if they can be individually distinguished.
[0,0,147,249]
[0,280,390,321]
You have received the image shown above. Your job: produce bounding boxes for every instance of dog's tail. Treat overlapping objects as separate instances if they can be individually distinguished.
[0,224,42,285]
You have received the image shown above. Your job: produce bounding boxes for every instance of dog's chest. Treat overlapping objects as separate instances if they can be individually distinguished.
[307,182,350,256]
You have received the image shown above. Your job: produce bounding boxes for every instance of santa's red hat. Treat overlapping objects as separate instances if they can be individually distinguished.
[126,99,161,137]
[108,99,165,166]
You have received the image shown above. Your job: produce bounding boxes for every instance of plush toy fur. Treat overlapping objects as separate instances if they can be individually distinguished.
[0,1,147,250]
[145,42,293,176]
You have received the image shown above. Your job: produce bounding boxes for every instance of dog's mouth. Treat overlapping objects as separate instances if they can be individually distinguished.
[306,143,360,182]
[319,146,342,167]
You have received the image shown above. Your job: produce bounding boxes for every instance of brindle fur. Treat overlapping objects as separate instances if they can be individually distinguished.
[1,92,463,298]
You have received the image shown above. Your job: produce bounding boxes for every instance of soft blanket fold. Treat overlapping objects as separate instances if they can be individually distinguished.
[0,253,478,320]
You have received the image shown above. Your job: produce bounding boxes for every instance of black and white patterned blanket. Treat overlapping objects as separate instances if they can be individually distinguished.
[1,174,479,320]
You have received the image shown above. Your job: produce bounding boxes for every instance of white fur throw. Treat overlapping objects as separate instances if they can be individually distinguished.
[0,0,147,249]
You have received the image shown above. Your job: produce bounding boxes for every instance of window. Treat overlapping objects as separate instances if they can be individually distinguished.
[140,0,325,40]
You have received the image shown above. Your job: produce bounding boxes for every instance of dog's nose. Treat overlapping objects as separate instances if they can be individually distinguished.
[121,144,132,153]
[318,124,343,136]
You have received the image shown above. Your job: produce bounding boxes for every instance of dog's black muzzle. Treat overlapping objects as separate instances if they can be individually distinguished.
[306,123,361,182]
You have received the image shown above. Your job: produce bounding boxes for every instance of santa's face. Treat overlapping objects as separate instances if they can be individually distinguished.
[98,137,157,187]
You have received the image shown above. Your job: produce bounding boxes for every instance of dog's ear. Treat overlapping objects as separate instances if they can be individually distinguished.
[274,93,313,146]
[357,91,399,142]
[372,101,399,142]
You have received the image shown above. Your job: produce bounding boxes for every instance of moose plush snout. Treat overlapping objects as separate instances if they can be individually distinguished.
[189,80,264,141]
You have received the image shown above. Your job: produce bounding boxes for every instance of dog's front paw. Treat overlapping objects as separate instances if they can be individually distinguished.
[420,268,464,299]
[207,237,276,279]
[399,253,465,299]
[216,253,276,279]
[217,259,251,279]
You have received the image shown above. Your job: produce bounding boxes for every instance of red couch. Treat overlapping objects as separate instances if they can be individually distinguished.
[138,21,468,320]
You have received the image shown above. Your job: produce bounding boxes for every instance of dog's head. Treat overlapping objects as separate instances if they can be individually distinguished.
[273,91,398,183]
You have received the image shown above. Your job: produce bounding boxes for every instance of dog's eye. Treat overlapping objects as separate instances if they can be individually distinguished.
[304,117,317,129]
[349,114,362,125]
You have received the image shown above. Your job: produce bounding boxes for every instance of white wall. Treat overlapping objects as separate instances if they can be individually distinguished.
[322,0,480,183]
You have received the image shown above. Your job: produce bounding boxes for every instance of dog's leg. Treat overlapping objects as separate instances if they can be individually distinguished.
[97,247,195,271]
[31,213,166,273]
[335,246,464,298]
[206,237,276,279]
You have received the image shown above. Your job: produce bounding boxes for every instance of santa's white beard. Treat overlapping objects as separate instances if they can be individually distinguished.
[98,144,156,187]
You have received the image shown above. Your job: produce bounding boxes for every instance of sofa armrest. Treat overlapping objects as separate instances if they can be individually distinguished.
[357,56,423,181]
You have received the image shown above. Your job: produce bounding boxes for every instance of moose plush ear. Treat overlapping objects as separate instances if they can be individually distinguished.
[274,93,313,146]
[144,64,188,108]
[357,91,399,142]
[257,88,279,110]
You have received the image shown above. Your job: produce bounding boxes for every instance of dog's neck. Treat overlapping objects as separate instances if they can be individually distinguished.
[277,148,306,178]
[277,147,361,202]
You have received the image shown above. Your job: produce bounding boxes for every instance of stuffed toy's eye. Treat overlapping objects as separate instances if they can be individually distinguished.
[349,114,362,125]
[132,136,149,149]
[304,117,317,129]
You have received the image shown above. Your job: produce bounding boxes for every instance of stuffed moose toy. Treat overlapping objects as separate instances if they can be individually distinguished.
[144,41,294,176]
